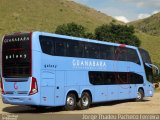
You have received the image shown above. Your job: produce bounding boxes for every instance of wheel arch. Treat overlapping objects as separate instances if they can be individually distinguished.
[138,87,145,96]
[66,90,79,102]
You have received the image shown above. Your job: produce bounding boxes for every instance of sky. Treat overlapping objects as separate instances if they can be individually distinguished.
[74,0,160,23]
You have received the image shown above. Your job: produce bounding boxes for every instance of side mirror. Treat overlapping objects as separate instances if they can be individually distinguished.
[145,63,159,75]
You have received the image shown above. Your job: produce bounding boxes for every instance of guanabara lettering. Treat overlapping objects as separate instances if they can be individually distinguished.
[72,59,106,68]
[3,36,30,43]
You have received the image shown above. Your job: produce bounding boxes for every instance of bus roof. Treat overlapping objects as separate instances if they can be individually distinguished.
[2,31,138,50]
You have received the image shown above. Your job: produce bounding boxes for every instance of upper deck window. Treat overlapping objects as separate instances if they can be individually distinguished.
[39,35,140,65]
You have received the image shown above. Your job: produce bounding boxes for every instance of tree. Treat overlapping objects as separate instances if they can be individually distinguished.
[55,22,141,47]
[95,23,141,47]
[55,22,95,39]
[83,32,95,39]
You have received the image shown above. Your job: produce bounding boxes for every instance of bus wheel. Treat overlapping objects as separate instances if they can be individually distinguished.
[78,92,91,110]
[64,93,77,111]
[136,89,144,102]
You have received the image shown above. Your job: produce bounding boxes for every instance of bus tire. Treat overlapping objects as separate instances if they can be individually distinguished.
[64,93,77,111]
[136,89,144,102]
[77,92,91,110]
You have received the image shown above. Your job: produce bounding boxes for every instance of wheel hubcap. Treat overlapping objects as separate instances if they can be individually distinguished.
[82,96,89,107]
[137,92,141,100]
[67,97,74,106]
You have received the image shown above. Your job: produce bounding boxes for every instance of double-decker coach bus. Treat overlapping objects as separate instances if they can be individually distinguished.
[0,32,154,110]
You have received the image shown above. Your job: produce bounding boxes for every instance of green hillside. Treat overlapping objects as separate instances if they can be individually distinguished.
[136,32,160,67]
[0,0,120,37]
[129,13,160,36]
[129,12,160,67]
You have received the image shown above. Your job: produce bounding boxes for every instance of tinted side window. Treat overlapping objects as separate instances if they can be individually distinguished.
[55,39,66,56]
[40,36,54,55]
[100,45,115,60]
[39,35,140,64]
[100,45,107,59]
[116,72,129,84]
[89,71,144,85]
[90,72,104,85]
[89,71,116,85]
[115,47,128,61]
[78,43,85,57]
[67,41,84,57]
[114,47,140,64]
[84,43,99,59]
[127,49,140,64]
[103,72,116,84]
[130,73,144,84]
[92,44,100,59]
[66,41,80,57]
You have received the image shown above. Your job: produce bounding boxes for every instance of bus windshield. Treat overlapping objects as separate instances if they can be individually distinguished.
[139,48,151,64]
[2,33,31,77]
[139,48,153,83]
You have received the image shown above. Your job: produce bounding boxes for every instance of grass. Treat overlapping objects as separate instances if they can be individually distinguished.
[0,0,121,37]
[136,32,160,67]
[129,13,160,36]
[129,12,160,69]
